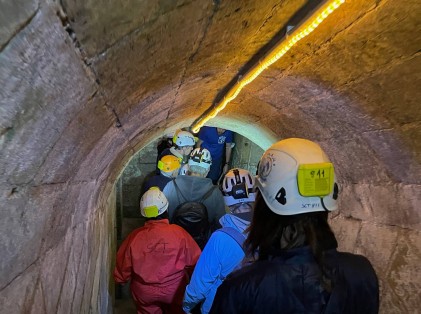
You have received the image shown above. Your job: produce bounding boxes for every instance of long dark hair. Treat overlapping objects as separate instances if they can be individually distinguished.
[245,190,338,291]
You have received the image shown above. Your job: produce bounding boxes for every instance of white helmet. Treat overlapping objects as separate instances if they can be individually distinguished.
[172,130,196,147]
[222,168,256,206]
[188,148,212,170]
[256,138,338,215]
[140,187,169,218]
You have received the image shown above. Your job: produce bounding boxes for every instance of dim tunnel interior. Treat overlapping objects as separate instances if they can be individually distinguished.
[0,0,420,313]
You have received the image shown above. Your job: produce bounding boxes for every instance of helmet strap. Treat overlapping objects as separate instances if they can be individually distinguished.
[320,197,330,212]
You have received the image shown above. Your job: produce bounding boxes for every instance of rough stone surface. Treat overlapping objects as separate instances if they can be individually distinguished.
[329,214,362,253]
[0,6,96,185]
[372,228,421,314]
[231,133,263,175]
[0,264,39,314]
[0,184,64,289]
[1,0,420,313]
[0,0,39,49]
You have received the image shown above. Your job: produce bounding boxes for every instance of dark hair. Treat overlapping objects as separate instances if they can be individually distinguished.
[245,190,338,291]
[147,211,169,221]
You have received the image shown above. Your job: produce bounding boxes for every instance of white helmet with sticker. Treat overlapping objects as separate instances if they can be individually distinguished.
[256,138,338,215]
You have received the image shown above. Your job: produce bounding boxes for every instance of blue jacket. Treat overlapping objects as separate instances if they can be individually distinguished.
[183,213,251,314]
[210,247,379,314]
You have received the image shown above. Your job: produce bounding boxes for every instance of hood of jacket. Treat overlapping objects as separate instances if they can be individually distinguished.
[219,212,252,234]
[172,175,215,202]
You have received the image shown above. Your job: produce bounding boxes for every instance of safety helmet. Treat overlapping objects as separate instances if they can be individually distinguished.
[140,187,169,218]
[172,130,196,147]
[157,155,181,173]
[188,148,212,170]
[165,132,175,139]
[256,138,338,215]
[222,168,256,206]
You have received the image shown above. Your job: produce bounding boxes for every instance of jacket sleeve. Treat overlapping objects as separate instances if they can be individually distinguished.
[113,232,136,284]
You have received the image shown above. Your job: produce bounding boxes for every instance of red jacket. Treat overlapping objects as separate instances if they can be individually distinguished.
[114,219,201,286]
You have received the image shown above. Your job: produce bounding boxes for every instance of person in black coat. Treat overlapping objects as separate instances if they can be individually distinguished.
[210,138,379,314]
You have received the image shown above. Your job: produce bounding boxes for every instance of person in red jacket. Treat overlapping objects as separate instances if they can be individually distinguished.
[114,187,201,314]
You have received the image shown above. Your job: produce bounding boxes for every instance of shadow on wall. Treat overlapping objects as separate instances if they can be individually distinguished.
[113,132,263,306]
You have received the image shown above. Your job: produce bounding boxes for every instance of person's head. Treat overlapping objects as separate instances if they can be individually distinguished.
[172,130,196,156]
[163,132,174,146]
[221,168,256,214]
[140,187,169,219]
[246,138,338,257]
[157,155,181,178]
[187,147,212,177]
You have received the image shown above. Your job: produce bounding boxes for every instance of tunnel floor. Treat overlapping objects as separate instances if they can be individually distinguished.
[115,298,136,313]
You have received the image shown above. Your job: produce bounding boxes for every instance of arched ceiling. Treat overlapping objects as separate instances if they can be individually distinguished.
[58,0,420,183]
[1,0,419,197]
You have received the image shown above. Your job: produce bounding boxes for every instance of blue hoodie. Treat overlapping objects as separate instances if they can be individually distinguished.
[183,213,251,314]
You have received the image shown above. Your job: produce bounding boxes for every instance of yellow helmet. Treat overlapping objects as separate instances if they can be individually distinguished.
[157,155,181,172]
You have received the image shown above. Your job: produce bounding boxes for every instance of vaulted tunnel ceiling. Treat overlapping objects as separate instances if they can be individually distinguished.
[59,0,420,176]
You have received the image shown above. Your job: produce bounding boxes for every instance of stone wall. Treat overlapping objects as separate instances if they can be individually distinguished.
[231,133,264,175]
[0,2,115,313]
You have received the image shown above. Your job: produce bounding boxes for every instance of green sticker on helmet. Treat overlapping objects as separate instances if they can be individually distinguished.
[143,205,159,218]
[297,162,334,197]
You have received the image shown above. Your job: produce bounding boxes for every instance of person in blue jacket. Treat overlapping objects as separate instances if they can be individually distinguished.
[197,126,234,184]
[210,138,379,314]
[182,168,256,314]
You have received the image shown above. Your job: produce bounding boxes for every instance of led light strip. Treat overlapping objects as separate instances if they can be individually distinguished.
[192,0,345,133]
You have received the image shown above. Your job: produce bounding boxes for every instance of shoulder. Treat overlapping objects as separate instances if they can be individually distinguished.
[224,130,233,136]
[158,222,188,235]
[329,251,375,270]
[227,260,271,281]
[214,261,273,302]
[198,126,211,137]
[210,185,224,198]
[163,180,175,193]
[168,223,194,236]
[159,147,172,157]
[123,227,146,245]
[326,250,378,282]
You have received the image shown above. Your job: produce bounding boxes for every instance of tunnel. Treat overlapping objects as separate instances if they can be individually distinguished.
[0,0,420,313]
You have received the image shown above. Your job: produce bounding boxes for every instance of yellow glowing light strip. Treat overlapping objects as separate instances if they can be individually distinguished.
[192,0,345,133]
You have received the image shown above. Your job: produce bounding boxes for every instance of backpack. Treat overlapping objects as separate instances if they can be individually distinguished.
[171,180,216,250]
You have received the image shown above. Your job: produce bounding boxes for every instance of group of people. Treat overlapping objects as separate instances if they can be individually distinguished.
[114,133,380,314]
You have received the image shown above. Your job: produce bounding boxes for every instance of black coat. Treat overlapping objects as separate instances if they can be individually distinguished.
[210,247,379,314]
